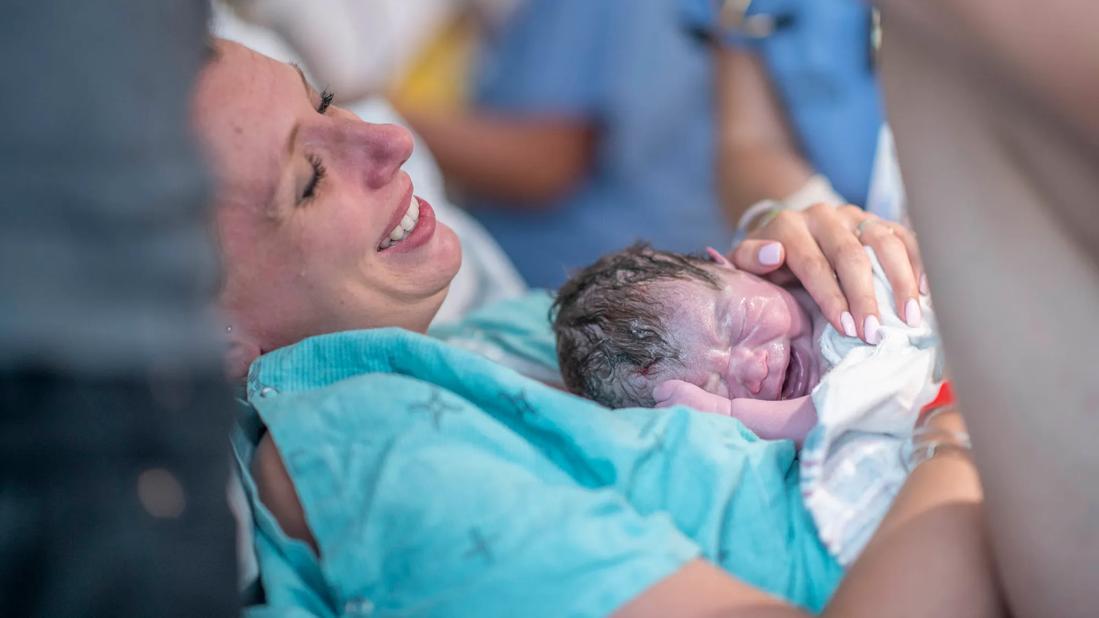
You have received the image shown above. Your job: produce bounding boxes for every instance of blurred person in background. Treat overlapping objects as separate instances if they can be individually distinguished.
[684,0,887,225]
[683,0,919,344]
[0,2,236,617]
[398,0,733,289]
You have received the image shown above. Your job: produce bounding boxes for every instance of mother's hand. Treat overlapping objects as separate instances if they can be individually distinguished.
[728,204,925,344]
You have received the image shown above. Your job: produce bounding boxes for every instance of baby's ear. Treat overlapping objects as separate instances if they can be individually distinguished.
[706,247,735,270]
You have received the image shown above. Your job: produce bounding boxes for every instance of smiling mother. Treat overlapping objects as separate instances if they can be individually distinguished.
[195,40,1002,617]
[193,42,461,378]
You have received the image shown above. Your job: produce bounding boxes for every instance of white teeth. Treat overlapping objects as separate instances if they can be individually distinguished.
[379,195,421,250]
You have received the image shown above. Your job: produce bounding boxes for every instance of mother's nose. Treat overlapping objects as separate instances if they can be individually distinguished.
[343,121,414,189]
[729,346,768,395]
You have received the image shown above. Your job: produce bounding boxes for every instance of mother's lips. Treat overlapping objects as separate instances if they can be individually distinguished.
[377,183,416,250]
[378,193,420,250]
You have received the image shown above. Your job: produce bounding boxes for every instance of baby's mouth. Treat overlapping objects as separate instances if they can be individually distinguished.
[780,347,803,400]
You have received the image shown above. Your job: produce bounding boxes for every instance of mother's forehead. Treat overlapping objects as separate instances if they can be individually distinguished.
[196,43,299,128]
[194,41,302,191]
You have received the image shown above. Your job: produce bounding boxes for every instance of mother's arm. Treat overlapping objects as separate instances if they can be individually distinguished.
[614,409,1003,618]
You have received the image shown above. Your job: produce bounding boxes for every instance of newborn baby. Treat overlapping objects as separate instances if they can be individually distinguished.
[553,243,943,564]
[552,243,828,445]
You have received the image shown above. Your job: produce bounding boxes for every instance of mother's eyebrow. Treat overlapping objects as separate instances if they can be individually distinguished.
[290,62,315,100]
[282,63,316,157]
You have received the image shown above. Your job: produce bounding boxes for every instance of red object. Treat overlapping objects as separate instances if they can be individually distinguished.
[920,380,955,418]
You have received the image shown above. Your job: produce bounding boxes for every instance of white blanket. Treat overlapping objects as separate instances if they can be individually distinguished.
[801,248,942,565]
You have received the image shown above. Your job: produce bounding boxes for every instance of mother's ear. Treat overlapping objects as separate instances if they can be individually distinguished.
[224,324,263,381]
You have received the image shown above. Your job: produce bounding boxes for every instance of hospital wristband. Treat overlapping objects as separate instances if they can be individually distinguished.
[732,200,784,247]
[901,427,973,472]
[730,176,845,248]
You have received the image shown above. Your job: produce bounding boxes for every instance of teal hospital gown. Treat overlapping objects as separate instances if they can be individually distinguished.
[233,328,842,617]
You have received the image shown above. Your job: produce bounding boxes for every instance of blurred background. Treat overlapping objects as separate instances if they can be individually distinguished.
[214,0,903,294]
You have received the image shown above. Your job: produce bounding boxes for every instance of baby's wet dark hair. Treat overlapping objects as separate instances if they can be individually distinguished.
[551,243,720,408]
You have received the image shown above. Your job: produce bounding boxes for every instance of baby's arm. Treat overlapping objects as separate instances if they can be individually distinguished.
[653,380,817,446]
[728,396,816,446]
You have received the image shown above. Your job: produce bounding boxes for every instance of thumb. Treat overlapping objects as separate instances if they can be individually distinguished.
[651,380,680,405]
[730,240,785,275]
[650,376,694,404]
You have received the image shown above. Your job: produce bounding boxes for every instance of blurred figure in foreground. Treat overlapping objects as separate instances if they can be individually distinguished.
[877,1,1099,616]
[0,2,236,616]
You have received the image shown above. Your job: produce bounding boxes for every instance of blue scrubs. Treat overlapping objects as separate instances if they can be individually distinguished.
[683,0,884,207]
[467,0,732,289]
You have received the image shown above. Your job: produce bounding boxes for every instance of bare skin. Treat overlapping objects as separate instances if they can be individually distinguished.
[876,1,1099,615]
[714,46,924,346]
[716,47,814,221]
[198,38,1007,617]
[253,433,318,553]
[193,40,461,378]
[650,268,820,403]
[641,257,827,445]
[730,204,924,346]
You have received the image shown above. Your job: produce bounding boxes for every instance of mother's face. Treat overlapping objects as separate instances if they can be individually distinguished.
[193,41,460,358]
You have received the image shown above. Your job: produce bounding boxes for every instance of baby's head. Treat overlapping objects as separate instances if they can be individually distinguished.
[552,243,820,408]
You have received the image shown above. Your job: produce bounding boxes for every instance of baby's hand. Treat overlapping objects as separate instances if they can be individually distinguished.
[653,379,818,446]
[652,380,733,416]
[728,397,817,446]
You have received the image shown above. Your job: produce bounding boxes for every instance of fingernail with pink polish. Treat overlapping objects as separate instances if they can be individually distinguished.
[841,311,858,338]
[919,274,930,296]
[864,315,882,345]
[758,242,783,266]
[904,298,922,327]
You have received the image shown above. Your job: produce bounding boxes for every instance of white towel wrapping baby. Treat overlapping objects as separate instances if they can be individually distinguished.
[801,247,943,566]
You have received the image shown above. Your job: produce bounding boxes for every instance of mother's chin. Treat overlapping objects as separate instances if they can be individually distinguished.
[214,203,461,381]
[218,249,461,382]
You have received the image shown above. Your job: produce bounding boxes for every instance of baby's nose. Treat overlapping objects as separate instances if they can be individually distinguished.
[730,346,768,395]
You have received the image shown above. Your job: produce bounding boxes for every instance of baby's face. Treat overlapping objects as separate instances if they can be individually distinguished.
[651,267,822,401]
